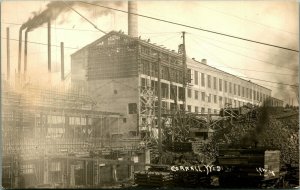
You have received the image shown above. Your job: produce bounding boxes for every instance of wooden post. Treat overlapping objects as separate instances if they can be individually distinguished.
[157,53,162,164]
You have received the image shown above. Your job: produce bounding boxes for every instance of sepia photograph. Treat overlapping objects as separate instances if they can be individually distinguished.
[1,0,299,189]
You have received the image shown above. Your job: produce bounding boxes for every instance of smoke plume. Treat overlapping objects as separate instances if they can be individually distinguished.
[21,1,124,31]
[271,43,299,104]
[240,102,270,147]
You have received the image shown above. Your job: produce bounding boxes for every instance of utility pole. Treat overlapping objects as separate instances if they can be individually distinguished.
[7,27,10,81]
[157,52,162,164]
[182,31,187,111]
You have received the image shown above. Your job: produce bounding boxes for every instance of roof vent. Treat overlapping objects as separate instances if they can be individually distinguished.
[202,59,207,64]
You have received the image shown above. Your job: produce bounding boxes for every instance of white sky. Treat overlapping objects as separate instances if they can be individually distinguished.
[1,0,299,105]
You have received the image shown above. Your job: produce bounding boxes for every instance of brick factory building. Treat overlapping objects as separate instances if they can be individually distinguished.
[71,31,283,139]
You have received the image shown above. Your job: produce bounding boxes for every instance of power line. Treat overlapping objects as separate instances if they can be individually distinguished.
[199,5,298,36]
[188,36,298,87]
[188,35,297,76]
[62,1,106,34]
[188,34,296,71]
[1,37,78,49]
[3,21,100,33]
[79,1,299,53]
[209,65,297,77]
[189,32,294,59]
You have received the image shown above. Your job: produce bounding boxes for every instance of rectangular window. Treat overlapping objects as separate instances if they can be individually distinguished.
[170,85,177,100]
[208,94,211,103]
[195,90,199,100]
[187,105,192,112]
[250,89,252,99]
[161,83,169,99]
[213,77,217,90]
[195,106,199,113]
[260,92,262,102]
[219,96,223,104]
[253,90,256,100]
[128,103,137,114]
[219,79,222,91]
[194,71,198,85]
[201,92,205,101]
[201,73,205,87]
[187,69,191,83]
[242,87,245,97]
[214,95,217,103]
[246,88,249,98]
[229,82,232,93]
[257,91,259,101]
[238,85,241,96]
[207,75,211,88]
[201,107,205,114]
[208,108,211,114]
[214,109,217,114]
[224,81,227,93]
[234,84,236,95]
[178,87,185,101]
[188,89,192,98]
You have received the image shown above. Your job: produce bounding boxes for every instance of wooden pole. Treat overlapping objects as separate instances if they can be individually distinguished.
[157,53,162,164]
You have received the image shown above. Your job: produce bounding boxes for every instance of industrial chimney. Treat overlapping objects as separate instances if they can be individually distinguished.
[48,20,51,72]
[18,27,23,79]
[128,1,138,37]
[24,29,29,79]
[6,27,10,81]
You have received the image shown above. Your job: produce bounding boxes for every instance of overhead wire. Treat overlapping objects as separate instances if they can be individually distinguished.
[199,4,298,36]
[3,21,100,33]
[1,37,78,49]
[186,35,298,88]
[188,32,295,59]
[187,35,297,76]
[78,1,299,53]
[62,1,107,34]
[188,34,296,71]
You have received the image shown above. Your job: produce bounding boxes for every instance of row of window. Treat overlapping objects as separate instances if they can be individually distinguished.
[140,59,184,84]
[187,106,218,114]
[191,70,269,101]
[187,87,269,102]
[140,45,182,65]
[141,78,185,100]
[21,162,61,174]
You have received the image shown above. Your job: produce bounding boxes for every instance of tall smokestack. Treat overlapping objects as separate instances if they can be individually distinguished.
[6,27,10,81]
[24,29,29,78]
[18,28,23,78]
[61,42,64,81]
[48,20,51,72]
[128,1,138,37]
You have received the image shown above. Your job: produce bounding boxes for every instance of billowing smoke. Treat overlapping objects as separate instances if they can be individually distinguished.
[21,1,124,31]
[270,43,299,104]
[240,102,270,147]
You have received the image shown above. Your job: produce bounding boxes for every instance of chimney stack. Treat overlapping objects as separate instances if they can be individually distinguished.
[6,27,10,81]
[48,20,51,72]
[18,27,23,79]
[128,1,138,37]
[61,42,64,81]
[24,29,29,79]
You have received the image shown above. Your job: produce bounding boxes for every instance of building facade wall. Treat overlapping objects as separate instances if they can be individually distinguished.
[186,59,272,114]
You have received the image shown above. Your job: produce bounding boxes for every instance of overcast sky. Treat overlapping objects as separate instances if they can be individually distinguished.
[1,0,299,105]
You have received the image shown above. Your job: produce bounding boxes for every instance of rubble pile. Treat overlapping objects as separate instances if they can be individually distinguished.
[200,107,299,165]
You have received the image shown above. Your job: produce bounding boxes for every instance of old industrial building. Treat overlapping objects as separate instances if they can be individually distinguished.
[71,30,283,139]
[2,1,285,188]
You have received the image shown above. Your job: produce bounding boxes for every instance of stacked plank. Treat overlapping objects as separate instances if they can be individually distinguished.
[167,142,192,152]
[171,171,211,187]
[134,171,173,187]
